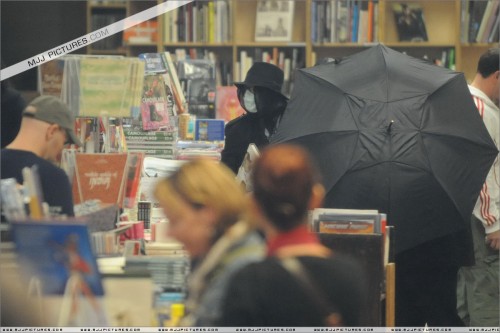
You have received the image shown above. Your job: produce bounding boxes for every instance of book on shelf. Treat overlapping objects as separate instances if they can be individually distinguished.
[216,86,245,122]
[475,0,500,43]
[392,2,428,42]
[236,143,260,192]
[123,19,158,44]
[176,59,217,119]
[255,0,295,42]
[162,0,231,43]
[90,12,125,51]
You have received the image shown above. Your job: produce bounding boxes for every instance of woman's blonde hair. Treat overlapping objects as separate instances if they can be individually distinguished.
[154,159,248,231]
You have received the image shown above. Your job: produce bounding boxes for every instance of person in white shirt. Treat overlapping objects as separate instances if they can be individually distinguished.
[457,48,499,327]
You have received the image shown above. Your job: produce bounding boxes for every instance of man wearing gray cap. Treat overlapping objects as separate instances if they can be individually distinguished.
[1,95,82,217]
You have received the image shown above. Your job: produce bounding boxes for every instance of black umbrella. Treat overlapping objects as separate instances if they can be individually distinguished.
[272,44,498,253]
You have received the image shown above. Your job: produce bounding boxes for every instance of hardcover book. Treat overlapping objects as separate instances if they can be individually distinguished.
[177,59,217,119]
[392,3,428,42]
[255,0,295,42]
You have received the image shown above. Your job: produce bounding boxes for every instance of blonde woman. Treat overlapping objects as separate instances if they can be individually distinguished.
[154,159,265,326]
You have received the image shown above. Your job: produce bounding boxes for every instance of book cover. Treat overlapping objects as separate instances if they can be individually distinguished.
[140,74,174,131]
[194,119,225,141]
[139,53,167,74]
[38,59,65,98]
[177,59,217,119]
[392,3,428,42]
[79,58,135,117]
[72,153,129,206]
[11,220,104,296]
[216,86,245,122]
[236,143,260,192]
[123,19,158,44]
[255,0,295,42]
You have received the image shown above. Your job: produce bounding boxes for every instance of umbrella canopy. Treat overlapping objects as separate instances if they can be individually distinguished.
[272,44,498,253]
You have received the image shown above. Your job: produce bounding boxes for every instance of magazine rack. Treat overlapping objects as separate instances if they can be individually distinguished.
[317,233,395,326]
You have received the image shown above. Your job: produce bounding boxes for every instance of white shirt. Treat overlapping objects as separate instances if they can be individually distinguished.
[469,85,500,234]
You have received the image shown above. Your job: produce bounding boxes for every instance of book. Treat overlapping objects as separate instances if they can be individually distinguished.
[392,3,428,42]
[140,74,174,131]
[11,220,104,296]
[162,51,188,115]
[255,0,295,42]
[194,119,225,141]
[79,57,140,118]
[72,153,129,206]
[310,208,384,234]
[123,19,158,44]
[176,59,217,119]
[38,59,65,98]
[236,143,260,192]
[216,86,245,122]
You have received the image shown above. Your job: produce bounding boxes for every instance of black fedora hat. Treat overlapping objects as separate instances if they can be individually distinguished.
[235,62,288,99]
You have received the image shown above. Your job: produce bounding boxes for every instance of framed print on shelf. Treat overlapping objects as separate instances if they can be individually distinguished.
[255,0,295,42]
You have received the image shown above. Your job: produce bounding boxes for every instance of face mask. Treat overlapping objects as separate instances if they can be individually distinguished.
[243,90,257,113]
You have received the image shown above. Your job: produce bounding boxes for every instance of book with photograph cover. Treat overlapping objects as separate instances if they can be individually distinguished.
[140,74,174,131]
[11,220,104,296]
[392,3,428,42]
[255,0,295,42]
[216,86,245,122]
[177,59,217,119]
[38,59,65,98]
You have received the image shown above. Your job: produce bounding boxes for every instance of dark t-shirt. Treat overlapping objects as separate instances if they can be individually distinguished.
[1,149,74,217]
[218,255,367,327]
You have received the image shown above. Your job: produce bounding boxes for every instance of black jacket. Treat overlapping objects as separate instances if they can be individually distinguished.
[221,114,269,174]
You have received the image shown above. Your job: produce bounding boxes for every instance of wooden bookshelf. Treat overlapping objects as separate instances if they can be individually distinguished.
[86,0,499,83]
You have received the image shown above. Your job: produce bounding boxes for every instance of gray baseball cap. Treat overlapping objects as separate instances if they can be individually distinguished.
[23,95,82,146]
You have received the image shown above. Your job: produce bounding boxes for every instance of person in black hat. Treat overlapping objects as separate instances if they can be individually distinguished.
[221,62,289,174]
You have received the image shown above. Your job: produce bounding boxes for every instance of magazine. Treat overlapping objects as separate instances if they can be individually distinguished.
[255,0,295,42]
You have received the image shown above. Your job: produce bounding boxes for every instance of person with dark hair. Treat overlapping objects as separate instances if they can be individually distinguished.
[219,144,367,327]
[154,159,264,326]
[457,48,499,327]
[221,62,288,174]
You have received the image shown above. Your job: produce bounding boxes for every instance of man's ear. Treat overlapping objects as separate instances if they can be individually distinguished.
[308,183,325,210]
[45,123,59,140]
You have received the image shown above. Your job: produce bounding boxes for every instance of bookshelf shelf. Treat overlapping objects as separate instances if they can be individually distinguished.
[86,0,499,84]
